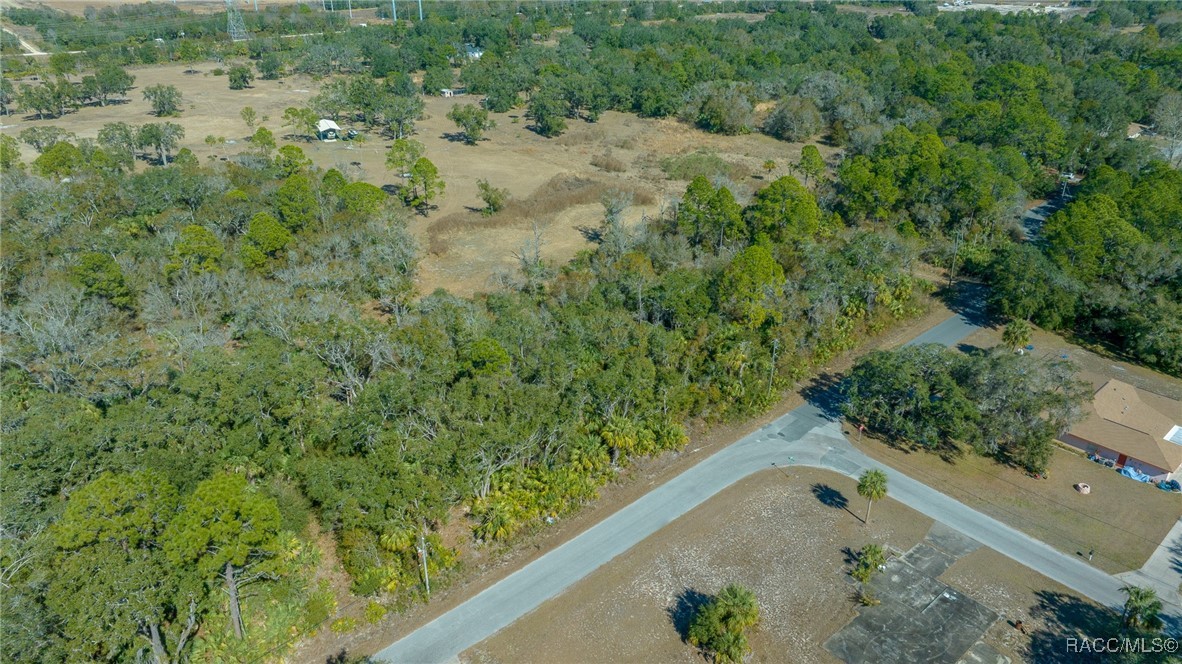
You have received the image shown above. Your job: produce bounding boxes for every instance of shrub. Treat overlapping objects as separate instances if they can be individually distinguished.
[228,64,255,90]
[855,587,881,606]
[301,583,337,635]
[591,151,626,173]
[364,600,387,624]
[850,544,887,583]
[688,585,760,664]
[659,150,747,181]
[330,616,359,634]
[477,179,509,215]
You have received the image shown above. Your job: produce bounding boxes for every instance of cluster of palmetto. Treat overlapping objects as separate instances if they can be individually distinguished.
[688,585,761,664]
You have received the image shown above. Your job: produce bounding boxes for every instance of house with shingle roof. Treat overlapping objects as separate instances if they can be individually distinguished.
[1061,379,1182,482]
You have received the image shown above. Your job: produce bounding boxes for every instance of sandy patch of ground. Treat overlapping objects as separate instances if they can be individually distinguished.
[465,468,932,664]
[464,468,1103,664]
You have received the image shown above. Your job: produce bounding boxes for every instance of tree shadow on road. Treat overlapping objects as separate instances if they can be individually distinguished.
[1027,590,1116,663]
[800,371,847,421]
[937,281,1000,330]
[668,587,711,643]
[1169,539,1182,577]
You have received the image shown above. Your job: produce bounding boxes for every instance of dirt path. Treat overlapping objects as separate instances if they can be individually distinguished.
[1,26,46,55]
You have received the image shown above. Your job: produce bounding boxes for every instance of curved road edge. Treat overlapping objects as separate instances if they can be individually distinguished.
[376,303,1180,663]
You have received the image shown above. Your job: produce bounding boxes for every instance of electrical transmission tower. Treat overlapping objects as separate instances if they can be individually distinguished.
[226,0,248,42]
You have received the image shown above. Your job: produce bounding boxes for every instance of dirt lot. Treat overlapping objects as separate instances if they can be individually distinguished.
[463,468,1103,664]
[852,323,1182,576]
[1,61,828,296]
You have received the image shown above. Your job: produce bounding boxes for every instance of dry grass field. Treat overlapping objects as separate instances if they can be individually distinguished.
[1,60,831,296]
[462,468,1102,664]
[1,0,317,16]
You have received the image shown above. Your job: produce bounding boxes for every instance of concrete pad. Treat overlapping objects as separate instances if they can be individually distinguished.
[958,641,1011,664]
[825,553,999,664]
[926,521,983,559]
[902,543,960,578]
[874,558,948,611]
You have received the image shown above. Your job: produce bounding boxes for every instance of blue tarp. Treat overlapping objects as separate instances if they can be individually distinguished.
[1119,466,1152,483]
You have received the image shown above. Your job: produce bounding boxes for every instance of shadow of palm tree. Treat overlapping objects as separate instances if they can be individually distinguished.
[668,587,711,643]
[811,483,850,512]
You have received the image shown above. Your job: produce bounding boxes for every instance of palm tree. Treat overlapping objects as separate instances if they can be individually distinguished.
[712,629,749,664]
[1002,319,1032,352]
[688,584,760,663]
[1121,585,1164,631]
[856,469,888,524]
[717,584,760,632]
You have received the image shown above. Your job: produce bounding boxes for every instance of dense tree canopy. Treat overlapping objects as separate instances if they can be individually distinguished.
[843,345,1089,472]
[3,1,1182,660]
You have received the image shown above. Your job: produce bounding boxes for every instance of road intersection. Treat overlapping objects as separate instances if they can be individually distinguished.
[377,299,1180,663]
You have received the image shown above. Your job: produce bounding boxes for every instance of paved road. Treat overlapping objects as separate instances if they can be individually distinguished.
[1118,518,1182,635]
[376,302,1179,663]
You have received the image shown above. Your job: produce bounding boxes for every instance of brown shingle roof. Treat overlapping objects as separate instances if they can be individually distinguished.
[1068,380,1182,473]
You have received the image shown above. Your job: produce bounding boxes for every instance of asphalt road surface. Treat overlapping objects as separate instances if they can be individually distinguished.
[376,296,1179,663]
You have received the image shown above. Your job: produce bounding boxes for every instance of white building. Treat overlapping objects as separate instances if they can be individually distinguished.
[317,119,341,142]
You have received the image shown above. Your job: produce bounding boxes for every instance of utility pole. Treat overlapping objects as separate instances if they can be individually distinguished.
[417,526,431,598]
[417,0,423,21]
[347,0,353,19]
[768,338,779,398]
[391,0,397,21]
[947,225,964,287]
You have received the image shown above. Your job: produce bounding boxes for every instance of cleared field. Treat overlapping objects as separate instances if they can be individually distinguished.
[1,61,829,297]
[462,468,1101,664]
